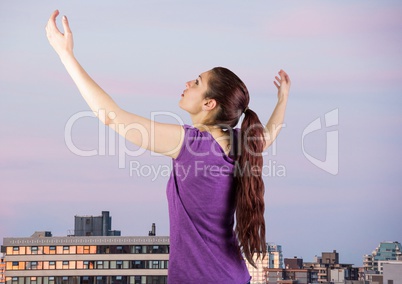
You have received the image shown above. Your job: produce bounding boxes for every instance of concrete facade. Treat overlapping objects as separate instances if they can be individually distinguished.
[2,234,169,284]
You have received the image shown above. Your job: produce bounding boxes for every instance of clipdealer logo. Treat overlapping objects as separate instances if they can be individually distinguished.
[301,108,339,175]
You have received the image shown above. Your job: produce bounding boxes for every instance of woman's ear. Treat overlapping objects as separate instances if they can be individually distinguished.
[202,98,217,111]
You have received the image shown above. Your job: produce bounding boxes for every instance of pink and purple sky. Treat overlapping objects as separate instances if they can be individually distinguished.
[1,1,401,266]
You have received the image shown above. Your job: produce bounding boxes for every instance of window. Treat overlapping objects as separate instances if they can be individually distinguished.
[116,261,122,269]
[62,261,69,269]
[31,246,38,254]
[134,246,142,254]
[49,246,56,255]
[97,245,110,254]
[31,261,38,270]
[96,261,103,269]
[12,246,21,255]
[83,261,94,269]
[83,246,90,254]
[96,276,107,284]
[49,261,56,269]
[112,276,125,284]
[152,260,159,269]
[63,246,70,254]
[132,260,144,269]
[11,261,19,270]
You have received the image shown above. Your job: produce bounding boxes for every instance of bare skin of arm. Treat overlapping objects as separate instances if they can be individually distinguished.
[264,69,291,150]
[45,10,184,158]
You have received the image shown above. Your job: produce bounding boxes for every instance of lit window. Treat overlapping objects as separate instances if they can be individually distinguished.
[50,246,56,250]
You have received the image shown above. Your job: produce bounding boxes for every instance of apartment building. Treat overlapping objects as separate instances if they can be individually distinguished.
[2,233,169,284]
[245,243,283,284]
[1,255,5,284]
[363,241,402,273]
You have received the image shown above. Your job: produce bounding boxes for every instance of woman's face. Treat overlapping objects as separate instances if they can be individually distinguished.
[179,70,211,115]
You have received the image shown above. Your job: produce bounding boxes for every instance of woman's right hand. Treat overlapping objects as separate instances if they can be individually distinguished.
[273,69,291,102]
[45,10,74,58]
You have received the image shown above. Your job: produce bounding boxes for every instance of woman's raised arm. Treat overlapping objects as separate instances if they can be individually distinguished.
[45,10,184,158]
[263,69,291,149]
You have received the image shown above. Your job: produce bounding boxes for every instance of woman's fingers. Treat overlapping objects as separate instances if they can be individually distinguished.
[279,70,290,84]
[273,69,291,91]
[46,10,61,37]
[62,15,72,34]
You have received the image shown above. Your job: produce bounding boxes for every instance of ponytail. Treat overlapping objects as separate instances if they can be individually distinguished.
[202,67,267,267]
[234,108,266,267]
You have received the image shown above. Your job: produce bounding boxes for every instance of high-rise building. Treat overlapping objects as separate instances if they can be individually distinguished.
[245,254,269,284]
[245,243,283,284]
[267,243,283,269]
[74,211,121,237]
[363,241,402,273]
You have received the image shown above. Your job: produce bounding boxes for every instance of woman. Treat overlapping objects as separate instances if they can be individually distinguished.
[46,10,291,284]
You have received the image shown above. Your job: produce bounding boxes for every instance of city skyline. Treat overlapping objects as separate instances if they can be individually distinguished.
[1,1,402,267]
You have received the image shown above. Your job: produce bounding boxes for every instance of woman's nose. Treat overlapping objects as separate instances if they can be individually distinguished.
[185,80,194,88]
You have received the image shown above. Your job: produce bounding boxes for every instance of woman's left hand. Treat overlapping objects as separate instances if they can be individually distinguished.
[45,10,74,59]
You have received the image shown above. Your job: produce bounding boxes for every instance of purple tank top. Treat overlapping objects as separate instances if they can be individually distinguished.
[166,125,251,284]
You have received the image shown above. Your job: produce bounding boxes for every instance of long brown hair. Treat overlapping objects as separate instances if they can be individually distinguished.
[204,67,266,267]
